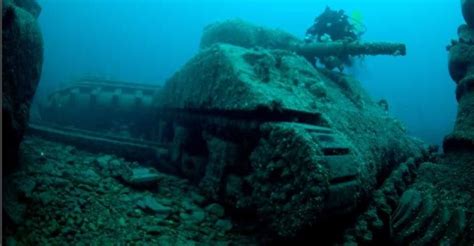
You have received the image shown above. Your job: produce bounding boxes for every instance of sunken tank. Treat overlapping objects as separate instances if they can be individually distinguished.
[153,20,428,239]
[34,20,430,241]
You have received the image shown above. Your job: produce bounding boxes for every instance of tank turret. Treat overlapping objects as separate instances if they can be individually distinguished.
[200,19,406,71]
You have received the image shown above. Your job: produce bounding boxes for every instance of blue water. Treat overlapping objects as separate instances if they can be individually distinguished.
[35,0,463,146]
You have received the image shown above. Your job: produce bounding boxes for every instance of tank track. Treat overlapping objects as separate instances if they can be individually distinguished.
[157,106,366,238]
[38,78,161,141]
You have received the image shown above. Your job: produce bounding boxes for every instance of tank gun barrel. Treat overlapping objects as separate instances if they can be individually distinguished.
[291,41,406,59]
[200,20,407,61]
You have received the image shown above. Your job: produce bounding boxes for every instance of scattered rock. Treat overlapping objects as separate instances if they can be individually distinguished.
[181,199,198,212]
[95,155,113,169]
[191,192,206,205]
[118,217,126,227]
[158,198,174,206]
[17,178,36,199]
[136,195,172,216]
[96,184,107,194]
[3,196,27,225]
[108,159,123,172]
[4,137,257,244]
[37,191,54,205]
[6,237,18,246]
[144,225,162,235]
[122,167,161,187]
[82,169,101,181]
[180,210,206,224]
[61,226,75,236]
[88,222,97,232]
[64,145,76,154]
[205,203,225,218]
[77,183,93,192]
[215,219,233,232]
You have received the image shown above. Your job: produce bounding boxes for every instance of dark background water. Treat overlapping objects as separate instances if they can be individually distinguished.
[34,0,463,146]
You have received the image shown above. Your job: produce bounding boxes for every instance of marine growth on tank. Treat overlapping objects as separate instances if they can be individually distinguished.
[2,0,473,245]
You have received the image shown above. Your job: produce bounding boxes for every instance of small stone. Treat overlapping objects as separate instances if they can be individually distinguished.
[191,192,206,205]
[123,167,161,187]
[64,145,75,153]
[159,198,173,206]
[205,203,225,218]
[77,183,93,191]
[89,223,97,231]
[215,219,233,232]
[67,217,74,225]
[158,219,175,226]
[61,226,75,236]
[109,159,122,168]
[144,225,162,235]
[83,169,101,181]
[181,210,206,224]
[37,191,54,205]
[97,218,104,227]
[96,185,107,194]
[153,216,167,224]
[215,241,230,246]
[181,200,197,212]
[78,198,87,207]
[136,195,172,216]
[95,155,113,169]
[118,217,126,226]
[6,237,17,246]
[83,157,95,165]
[156,235,175,245]
[134,208,144,216]
[18,179,36,198]
[120,195,133,202]
[73,206,81,214]
[49,220,61,236]
[111,185,121,192]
